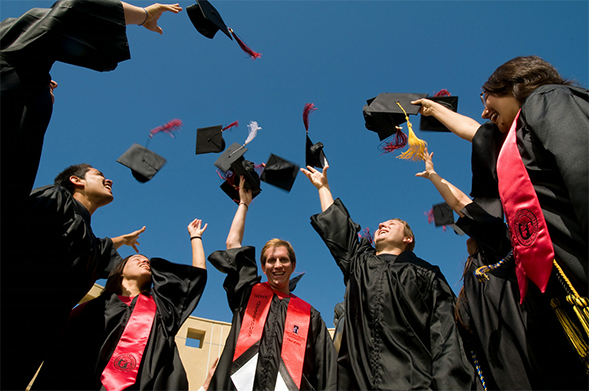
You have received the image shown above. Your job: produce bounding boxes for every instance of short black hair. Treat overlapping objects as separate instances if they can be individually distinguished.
[54,163,93,194]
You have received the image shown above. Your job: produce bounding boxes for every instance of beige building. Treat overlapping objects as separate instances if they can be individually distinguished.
[29,284,334,391]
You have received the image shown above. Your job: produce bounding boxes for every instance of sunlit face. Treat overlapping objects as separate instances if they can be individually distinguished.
[75,168,114,206]
[261,246,295,293]
[123,255,152,281]
[374,219,411,250]
[481,92,521,133]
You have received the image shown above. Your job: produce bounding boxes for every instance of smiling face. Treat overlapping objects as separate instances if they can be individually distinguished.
[76,167,114,207]
[481,92,521,133]
[123,254,152,282]
[374,219,414,254]
[261,245,295,295]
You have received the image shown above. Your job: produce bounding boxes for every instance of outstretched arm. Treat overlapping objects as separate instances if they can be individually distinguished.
[122,2,182,34]
[112,226,146,252]
[188,218,208,269]
[416,150,472,217]
[412,98,481,142]
[226,176,253,250]
[300,164,334,212]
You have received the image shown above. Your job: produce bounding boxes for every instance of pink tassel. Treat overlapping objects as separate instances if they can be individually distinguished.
[358,227,374,245]
[425,208,448,232]
[433,89,451,97]
[378,128,408,154]
[149,119,183,138]
[229,28,261,60]
[223,121,239,131]
[303,103,317,132]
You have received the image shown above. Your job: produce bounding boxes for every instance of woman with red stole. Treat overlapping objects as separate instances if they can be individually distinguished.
[32,219,208,390]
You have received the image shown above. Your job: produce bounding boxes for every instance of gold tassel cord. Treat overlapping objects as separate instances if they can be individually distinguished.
[394,102,427,161]
[474,249,512,283]
[553,260,589,337]
[550,298,589,373]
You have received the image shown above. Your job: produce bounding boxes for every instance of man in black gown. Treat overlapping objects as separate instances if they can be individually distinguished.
[207,177,337,391]
[0,1,181,388]
[301,165,473,390]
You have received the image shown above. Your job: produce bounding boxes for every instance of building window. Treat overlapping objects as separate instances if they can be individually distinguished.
[186,328,205,349]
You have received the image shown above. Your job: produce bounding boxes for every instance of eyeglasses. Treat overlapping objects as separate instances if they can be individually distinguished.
[480,91,488,108]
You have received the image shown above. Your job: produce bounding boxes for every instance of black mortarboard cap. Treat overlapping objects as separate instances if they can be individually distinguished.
[187,0,232,40]
[305,135,328,169]
[196,125,225,154]
[215,142,261,202]
[420,96,459,132]
[363,93,427,140]
[116,143,166,183]
[260,153,299,192]
[432,202,454,226]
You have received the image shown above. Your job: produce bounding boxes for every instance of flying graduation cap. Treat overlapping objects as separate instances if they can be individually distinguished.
[195,121,238,155]
[187,0,261,59]
[303,103,328,169]
[117,119,182,182]
[260,153,299,192]
[363,93,429,161]
[419,89,459,132]
[214,121,262,203]
[427,202,465,235]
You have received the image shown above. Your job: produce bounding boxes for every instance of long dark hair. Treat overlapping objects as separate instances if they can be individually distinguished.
[100,254,152,297]
[482,55,575,101]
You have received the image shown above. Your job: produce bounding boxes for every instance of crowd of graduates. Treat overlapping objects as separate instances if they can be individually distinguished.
[1,1,588,390]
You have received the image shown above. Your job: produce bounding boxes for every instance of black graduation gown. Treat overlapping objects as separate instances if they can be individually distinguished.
[311,199,473,391]
[207,246,337,391]
[32,258,207,390]
[1,185,122,390]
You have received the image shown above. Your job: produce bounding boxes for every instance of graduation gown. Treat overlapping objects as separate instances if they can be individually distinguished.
[207,246,337,391]
[32,258,207,390]
[311,198,473,391]
[1,185,122,390]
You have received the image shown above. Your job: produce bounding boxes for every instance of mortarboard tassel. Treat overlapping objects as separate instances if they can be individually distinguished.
[358,227,374,245]
[244,121,261,145]
[229,28,261,60]
[433,89,451,97]
[425,208,447,232]
[149,119,183,138]
[223,121,239,131]
[395,102,427,161]
[303,103,317,133]
[378,127,408,154]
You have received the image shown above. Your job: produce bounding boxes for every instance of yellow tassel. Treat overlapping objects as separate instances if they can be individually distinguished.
[550,298,589,372]
[554,259,589,339]
[394,102,427,161]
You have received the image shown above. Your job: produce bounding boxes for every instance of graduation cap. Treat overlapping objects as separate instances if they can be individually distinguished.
[420,95,459,132]
[430,202,465,235]
[117,143,166,183]
[260,153,299,192]
[215,142,261,203]
[187,0,261,59]
[117,119,182,182]
[303,103,328,169]
[195,121,238,155]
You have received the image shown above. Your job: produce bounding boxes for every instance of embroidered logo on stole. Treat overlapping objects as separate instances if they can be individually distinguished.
[231,282,311,391]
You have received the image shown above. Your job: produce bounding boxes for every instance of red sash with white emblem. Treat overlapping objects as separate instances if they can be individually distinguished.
[231,282,311,390]
[100,293,157,391]
[497,109,554,302]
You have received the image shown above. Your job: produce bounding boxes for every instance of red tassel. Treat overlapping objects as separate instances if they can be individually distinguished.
[149,119,183,138]
[229,28,261,60]
[223,121,239,131]
[303,103,317,132]
[425,208,448,232]
[358,227,374,245]
[433,89,451,97]
[378,128,408,154]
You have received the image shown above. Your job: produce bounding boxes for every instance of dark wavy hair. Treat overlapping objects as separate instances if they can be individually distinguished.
[54,163,93,195]
[100,254,152,297]
[482,55,575,101]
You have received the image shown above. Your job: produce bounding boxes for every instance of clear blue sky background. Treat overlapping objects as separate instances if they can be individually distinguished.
[2,0,588,325]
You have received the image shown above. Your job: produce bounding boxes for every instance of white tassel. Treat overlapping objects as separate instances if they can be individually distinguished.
[244,121,261,145]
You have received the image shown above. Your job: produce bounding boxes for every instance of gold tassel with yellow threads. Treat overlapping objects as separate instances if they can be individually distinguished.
[394,101,427,161]
[550,297,589,372]
[553,260,589,337]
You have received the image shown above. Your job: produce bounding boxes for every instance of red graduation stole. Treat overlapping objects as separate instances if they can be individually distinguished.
[232,282,311,390]
[100,293,157,391]
[497,109,554,302]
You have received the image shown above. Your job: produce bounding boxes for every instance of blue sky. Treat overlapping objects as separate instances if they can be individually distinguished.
[2,0,587,325]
